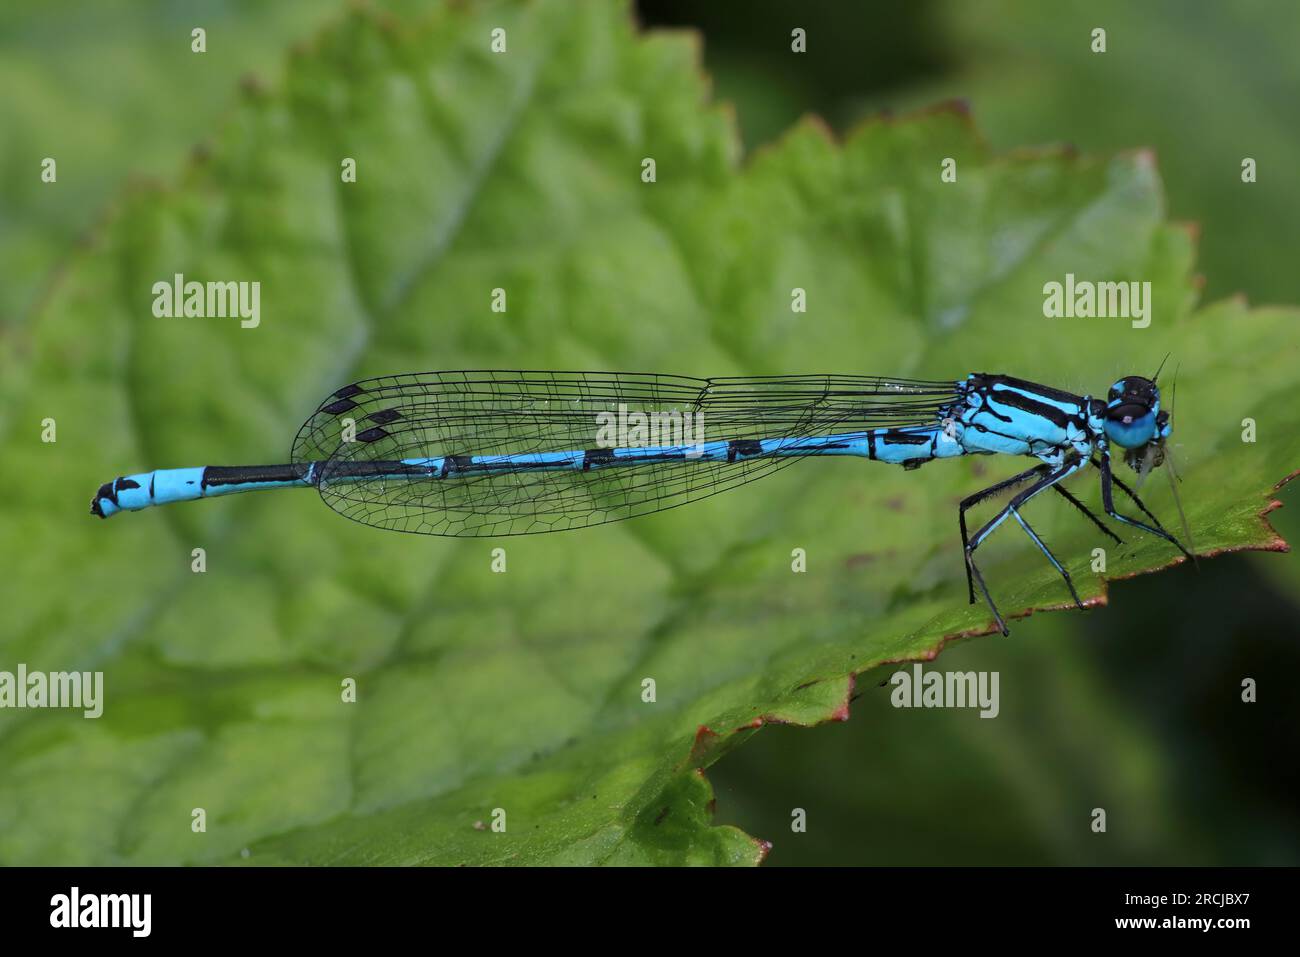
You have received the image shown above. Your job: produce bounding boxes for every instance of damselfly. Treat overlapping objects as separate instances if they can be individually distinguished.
[91,369,1193,634]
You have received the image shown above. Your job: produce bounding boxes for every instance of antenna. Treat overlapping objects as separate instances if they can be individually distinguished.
[1165,457,1198,569]
[1170,362,1180,451]
[1163,361,1196,566]
[1152,352,1172,383]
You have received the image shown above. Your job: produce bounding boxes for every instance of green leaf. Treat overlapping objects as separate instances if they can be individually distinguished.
[0,0,350,325]
[920,0,1300,307]
[0,0,1294,865]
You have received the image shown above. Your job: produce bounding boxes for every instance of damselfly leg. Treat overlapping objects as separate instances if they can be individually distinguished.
[1095,452,1195,562]
[959,464,1051,604]
[964,459,1089,635]
[958,465,1121,605]
[1052,484,1124,548]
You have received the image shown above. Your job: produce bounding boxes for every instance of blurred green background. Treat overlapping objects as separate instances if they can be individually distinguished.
[1,0,1296,865]
[638,0,1300,864]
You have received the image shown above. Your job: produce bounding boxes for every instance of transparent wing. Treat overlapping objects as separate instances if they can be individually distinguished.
[291,371,959,537]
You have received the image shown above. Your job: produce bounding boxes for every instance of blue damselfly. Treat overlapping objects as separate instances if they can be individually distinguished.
[91,369,1193,634]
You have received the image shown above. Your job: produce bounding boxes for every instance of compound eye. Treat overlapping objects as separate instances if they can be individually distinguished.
[1109,376,1158,411]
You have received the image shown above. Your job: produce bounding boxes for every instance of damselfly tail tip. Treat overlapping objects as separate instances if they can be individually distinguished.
[90,482,115,519]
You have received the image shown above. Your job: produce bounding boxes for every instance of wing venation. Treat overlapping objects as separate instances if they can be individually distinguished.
[289,371,958,536]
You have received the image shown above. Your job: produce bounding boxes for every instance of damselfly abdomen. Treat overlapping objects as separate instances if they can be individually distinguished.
[91,370,1193,634]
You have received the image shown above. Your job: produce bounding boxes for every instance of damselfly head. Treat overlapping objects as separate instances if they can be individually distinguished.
[1103,375,1163,450]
